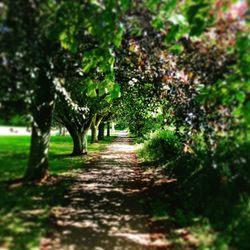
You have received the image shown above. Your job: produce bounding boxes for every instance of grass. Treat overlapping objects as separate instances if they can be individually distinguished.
[145,195,250,249]
[0,179,70,250]
[0,135,115,250]
[0,135,114,181]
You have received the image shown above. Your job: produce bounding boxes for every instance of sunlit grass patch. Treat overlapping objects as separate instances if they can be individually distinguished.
[185,218,218,249]
[0,179,71,250]
[0,135,115,181]
[147,199,220,249]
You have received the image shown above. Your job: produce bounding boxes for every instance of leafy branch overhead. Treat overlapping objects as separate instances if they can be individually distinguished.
[0,0,249,180]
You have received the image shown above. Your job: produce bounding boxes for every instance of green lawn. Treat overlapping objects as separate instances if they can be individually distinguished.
[0,135,114,250]
[0,135,114,182]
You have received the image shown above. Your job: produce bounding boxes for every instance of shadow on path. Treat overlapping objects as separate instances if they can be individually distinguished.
[42,133,175,250]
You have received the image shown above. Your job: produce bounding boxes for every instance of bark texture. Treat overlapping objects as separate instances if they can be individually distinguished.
[25,70,55,182]
[107,121,110,137]
[91,125,98,143]
[98,122,105,140]
[63,122,89,156]
[91,115,103,143]
[71,130,88,155]
[56,110,93,156]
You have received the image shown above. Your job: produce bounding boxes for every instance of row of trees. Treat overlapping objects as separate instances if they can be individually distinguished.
[0,0,124,181]
[0,0,249,182]
[116,0,249,147]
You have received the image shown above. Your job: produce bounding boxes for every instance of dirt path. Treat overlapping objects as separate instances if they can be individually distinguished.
[42,132,174,250]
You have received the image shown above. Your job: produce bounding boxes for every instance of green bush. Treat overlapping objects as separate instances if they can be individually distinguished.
[9,115,28,126]
[162,138,250,249]
[140,131,250,249]
[139,129,182,162]
[214,139,250,188]
[0,115,28,126]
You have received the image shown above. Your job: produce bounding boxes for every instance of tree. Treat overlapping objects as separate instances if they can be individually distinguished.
[54,77,94,155]
[98,121,105,141]
[1,0,248,182]
[91,114,104,143]
[1,0,129,181]
[53,0,129,153]
[0,1,62,181]
[115,0,249,148]
[55,100,91,156]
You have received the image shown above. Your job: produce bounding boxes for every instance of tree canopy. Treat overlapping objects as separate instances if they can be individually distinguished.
[0,0,249,181]
[0,1,250,249]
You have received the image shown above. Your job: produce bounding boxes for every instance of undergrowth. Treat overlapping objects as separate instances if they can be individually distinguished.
[138,129,250,249]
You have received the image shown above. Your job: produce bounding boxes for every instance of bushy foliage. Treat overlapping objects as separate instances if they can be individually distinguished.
[139,128,250,248]
[160,135,250,249]
[139,129,182,162]
[0,115,28,126]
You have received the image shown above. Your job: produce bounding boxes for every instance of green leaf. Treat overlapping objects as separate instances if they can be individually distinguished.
[169,44,184,54]
[163,0,177,16]
[82,52,98,73]
[187,1,210,20]
[98,78,110,96]
[86,78,97,97]
[69,40,78,53]
[59,31,78,53]
[59,31,69,49]
[190,17,205,36]
[243,101,250,122]
[114,23,124,48]
[146,0,161,12]
[120,0,130,11]
[99,85,109,96]
[169,14,186,25]
[152,17,164,29]
[88,88,97,98]
[83,61,93,73]
[165,25,179,43]
[110,83,121,99]
[236,91,246,103]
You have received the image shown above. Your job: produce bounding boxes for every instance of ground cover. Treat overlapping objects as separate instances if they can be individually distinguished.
[0,135,114,182]
[0,135,115,250]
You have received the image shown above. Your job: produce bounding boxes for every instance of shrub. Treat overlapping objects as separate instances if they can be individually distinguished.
[139,130,250,249]
[139,129,182,163]
[9,115,28,126]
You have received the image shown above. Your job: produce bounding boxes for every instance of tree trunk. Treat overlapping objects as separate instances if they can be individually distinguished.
[91,114,103,143]
[66,124,88,156]
[98,122,105,140]
[71,130,88,155]
[107,121,110,137]
[72,132,83,155]
[58,112,93,156]
[91,125,98,143]
[59,126,63,136]
[59,126,66,136]
[111,122,115,132]
[24,72,55,182]
[82,132,88,154]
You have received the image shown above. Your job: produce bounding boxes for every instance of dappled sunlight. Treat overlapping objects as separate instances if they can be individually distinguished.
[0,134,206,249]
[108,143,135,153]
[45,136,175,250]
[111,233,171,248]
[0,177,72,250]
